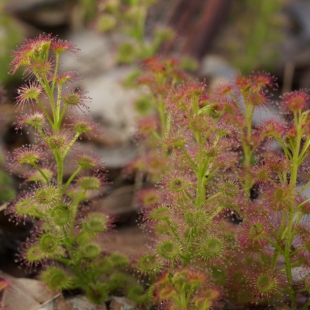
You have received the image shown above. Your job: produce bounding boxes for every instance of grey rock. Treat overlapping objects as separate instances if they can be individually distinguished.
[109,296,135,310]
[0,272,56,310]
[67,295,108,309]
[200,54,236,79]
[6,0,64,12]
[61,30,140,145]
[5,0,72,28]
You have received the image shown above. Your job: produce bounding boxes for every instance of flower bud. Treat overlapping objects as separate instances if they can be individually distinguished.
[281,90,309,112]
[33,41,51,61]
[27,168,53,184]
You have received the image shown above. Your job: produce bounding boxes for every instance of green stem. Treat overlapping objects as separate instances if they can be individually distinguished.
[62,133,80,159]
[206,206,223,223]
[69,190,86,236]
[51,53,60,93]
[195,134,209,207]
[272,211,288,268]
[32,163,49,183]
[36,98,53,126]
[59,103,68,125]
[184,190,196,205]
[277,139,293,161]
[37,128,46,139]
[181,146,198,173]
[283,218,295,308]
[63,166,83,193]
[35,73,56,120]
[55,84,63,131]
[166,112,171,138]
[151,131,161,141]
[196,166,206,207]
[243,104,254,197]
[56,152,63,189]
[55,256,71,266]
[42,74,56,110]
[165,219,183,247]
[297,196,310,209]
[158,101,166,137]
[265,237,284,256]
[282,111,302,308]
[205,192,221,204]
[298,137,310,165]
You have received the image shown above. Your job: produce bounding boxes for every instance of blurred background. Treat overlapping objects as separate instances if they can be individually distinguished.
[0,0,309,279]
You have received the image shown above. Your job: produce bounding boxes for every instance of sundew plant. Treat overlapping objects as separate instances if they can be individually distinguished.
[133,58,310,309]
[5,31,310,309]
[6,34,148,305]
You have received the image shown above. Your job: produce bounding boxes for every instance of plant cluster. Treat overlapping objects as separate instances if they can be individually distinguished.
[5,30,310,310]
[216,0,286,74]
[96,0,174,64]
[6,34,147,305]
[132,57,310,309]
